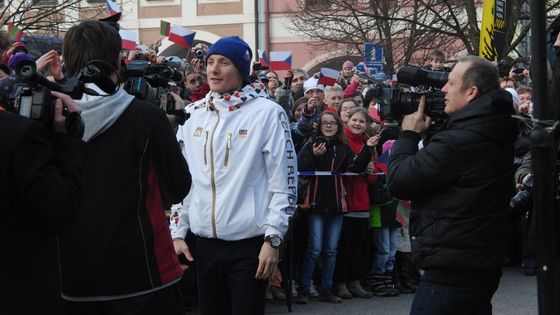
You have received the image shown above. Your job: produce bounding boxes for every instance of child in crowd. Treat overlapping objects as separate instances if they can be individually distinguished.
[334,107,380,300]
[296,111,377,304]
[367,140,401,297]
[517,85,533,115]
[338,98,358,128]
[425,49,446,71]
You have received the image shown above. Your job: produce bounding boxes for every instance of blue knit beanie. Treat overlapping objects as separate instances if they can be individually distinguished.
[207,36,252,81]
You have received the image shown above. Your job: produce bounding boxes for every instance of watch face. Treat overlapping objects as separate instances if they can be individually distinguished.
[267,235,281,247]
[271,237,281,247]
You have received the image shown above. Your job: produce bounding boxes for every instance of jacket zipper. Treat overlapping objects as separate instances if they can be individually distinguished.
[203,131,209,165]
[224,132,232,167]
[209,112,221,238]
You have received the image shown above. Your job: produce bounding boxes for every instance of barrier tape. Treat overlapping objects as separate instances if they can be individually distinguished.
[298,171,385,176]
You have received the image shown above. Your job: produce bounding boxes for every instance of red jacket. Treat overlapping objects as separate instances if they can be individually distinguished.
[344,128,376,212]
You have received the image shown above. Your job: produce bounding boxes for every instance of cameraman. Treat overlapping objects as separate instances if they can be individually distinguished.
[387,56,518,315]
[0,94,84,315]
[57,20,191,315]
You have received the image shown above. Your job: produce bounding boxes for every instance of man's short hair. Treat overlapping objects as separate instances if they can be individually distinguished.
[457,56,500,95]
[63,20,122,77]
[517,85,532,95]
[292,68,309,80]
[325,84,343,96]
[429,50,445,61]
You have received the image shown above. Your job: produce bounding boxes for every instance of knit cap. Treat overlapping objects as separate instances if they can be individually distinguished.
[8,53,32,71]
[207,36,252,81]
[343,60,354,68]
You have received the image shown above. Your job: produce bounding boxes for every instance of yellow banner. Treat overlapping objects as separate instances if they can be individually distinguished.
[479,0,508,61]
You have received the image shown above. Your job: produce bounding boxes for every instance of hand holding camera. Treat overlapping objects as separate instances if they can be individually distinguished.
[51,91,82,135]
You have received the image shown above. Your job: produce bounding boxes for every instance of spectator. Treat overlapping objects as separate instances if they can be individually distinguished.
[296,111,376,304]
[388,56,517,314]
[57,20,191,315]
[304,76,326,113]
[424,50,446,71]
[338,98,358,128]
[277,68,308,119]
[324,85,344,113]
[184,68,209,102]
[334,107,379,300]
[367,139,401,297]
[173,36,296,315]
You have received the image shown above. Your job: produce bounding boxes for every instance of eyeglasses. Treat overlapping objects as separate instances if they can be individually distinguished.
[321,121,338,127]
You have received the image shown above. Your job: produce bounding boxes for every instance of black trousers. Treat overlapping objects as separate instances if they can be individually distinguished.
[333,216,371,283]
[62,283,184,315]
[196,235,267,315]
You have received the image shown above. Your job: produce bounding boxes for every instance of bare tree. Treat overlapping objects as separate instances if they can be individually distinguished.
[1,0,108,38]
[285,0,560,72]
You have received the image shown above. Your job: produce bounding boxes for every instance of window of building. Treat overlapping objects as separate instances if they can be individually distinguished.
[306,0,332,7]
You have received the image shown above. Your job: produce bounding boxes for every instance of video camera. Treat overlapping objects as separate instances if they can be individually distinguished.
[123,60,183,113]
[365,66,448,121]
[1,59,84,138]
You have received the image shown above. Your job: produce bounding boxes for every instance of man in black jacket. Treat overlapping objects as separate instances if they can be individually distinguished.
[388,56,518,315]
[56,21,191,315]
[0,94,84,315]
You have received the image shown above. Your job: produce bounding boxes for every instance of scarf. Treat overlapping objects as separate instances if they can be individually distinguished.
[204,82,269,112]
[344,127,368,154]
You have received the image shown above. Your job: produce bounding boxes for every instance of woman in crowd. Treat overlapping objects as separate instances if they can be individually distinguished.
[296,111,377,304]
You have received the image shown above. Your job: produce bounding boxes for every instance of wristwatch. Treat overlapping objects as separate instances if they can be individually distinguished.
[264,235,282,249]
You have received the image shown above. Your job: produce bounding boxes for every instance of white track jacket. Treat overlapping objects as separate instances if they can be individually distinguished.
[174,83,297,241]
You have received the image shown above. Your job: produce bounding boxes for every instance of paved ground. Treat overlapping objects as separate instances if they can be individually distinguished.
[197,266,537,315]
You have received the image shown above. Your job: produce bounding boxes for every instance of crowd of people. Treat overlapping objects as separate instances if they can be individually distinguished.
[0,14,542,315]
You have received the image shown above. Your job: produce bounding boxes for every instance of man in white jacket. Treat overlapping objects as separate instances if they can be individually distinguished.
[173,36,297,315]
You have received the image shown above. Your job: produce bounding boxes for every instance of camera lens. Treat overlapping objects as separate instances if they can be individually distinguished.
[20,65,34,78]
[195,49,204,58]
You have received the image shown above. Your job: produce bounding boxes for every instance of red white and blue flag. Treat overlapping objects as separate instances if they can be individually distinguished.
[269,51,292,71]
[106,0,121,16]
[318,67,340,86]
[257,49,269,67]
[119,29,138,50]
[168,25,196,48]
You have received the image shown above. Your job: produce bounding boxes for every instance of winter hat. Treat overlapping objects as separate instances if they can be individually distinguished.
[304,77,325,94]
[8,53,32,71]
[343,60,354,69]
[11,41,27,54]
[505,87,520,109]
[207,36,252,81]
[373,72,388,82]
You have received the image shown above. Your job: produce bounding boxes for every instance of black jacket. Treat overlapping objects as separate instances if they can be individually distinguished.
[298,136,373,213]
[59,99,191,298]
[388,89,517,287]
[0,111,84,278]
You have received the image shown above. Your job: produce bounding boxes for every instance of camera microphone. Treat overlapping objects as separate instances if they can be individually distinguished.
[397,66,448,89]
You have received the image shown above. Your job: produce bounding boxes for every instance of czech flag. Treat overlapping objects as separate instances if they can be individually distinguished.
[257,49,269,67]
[168,25,196,48]
[269,51,292,71]
[106,0,121,16]
[318,67,340,86]
[7,23,23,41]
[119,29,138,50]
